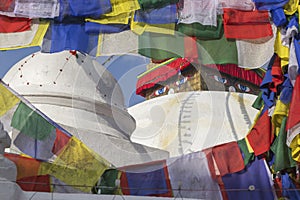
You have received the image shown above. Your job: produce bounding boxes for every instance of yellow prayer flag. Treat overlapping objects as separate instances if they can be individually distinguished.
[0,83,20,116]
[290,134,300,162]
[274,30,289,67]
[131,22,175,35]
[272,99,289,136]
[284,0,299,15]
[40,137,110,192]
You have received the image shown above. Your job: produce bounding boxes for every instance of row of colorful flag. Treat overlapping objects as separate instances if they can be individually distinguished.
[1,0,298,70]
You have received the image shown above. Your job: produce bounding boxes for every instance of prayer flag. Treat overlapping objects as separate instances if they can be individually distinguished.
[0,83,20,116]
[41,21,101,57]
[178,0,218,26]
[286,75,300,146]
[167,152,222,199]
[0,19,49,50]
[134,4,177,24]
[197,32,238,65]
[223,9,272,40]
[5,153,41,180]
[120,160,172,197]
[177,15,223,39]
[40,137,110,192]
[247,111,274,156]
[221,158,274,200]
[210,142,245,176]
[11,102,55,141]
[17,175,51,192]
[252,0,289,10]
[271,117,296,172]
[0,15,31,33]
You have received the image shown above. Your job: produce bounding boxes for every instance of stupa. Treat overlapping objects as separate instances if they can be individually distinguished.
[2,51,168,167]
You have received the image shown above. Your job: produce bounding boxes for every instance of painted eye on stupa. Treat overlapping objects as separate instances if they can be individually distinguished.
[154,86,168,96]
[237,84,251,92]
[213,75,227,84]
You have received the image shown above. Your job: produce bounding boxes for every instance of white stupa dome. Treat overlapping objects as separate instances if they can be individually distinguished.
[3,51,168,166]
[129,91,259,157]
[3,51,133,138]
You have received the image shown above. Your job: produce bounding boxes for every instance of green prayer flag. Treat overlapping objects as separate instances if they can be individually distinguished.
[252,92,264,110]
[237,139,255,166]
[197,32,238,65]
[138,31,184,60]
[11,102,55,140]
[92,169,119,194]
[271,117,297,172]
[177,15,224,40]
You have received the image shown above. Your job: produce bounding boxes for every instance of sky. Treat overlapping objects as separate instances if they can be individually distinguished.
[0,47,147,107]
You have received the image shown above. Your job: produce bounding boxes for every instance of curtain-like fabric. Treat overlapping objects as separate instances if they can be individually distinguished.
[247,111,274,156]
[223,9,272,40]
[41,21,101,56]
[14,0,60,18]
[221,158,274,200]
[0,15,31,33]
[178,0,218,26]
[167,152,222,199]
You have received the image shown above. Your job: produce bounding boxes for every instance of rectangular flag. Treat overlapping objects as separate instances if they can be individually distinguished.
[14,0,60,18]
[0,19,49,50]
[0,15,31,33]
[223,9,273,39]
[166,151,222,199]
[41,21,101,57]
[221,158,275,200]
[120,160,172,197]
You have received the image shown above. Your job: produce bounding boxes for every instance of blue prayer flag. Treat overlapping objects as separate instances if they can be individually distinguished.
[134,4,177,24]
[222,158,274,200]
[41,21,100,56]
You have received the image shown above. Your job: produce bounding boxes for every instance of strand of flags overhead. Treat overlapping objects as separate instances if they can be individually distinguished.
[0,0,292,70]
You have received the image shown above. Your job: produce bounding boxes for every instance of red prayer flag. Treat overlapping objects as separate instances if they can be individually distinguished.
[273,177,283,198]
[247,111,274,156]
[223,8,272,39]
[17,175,51,192]
[5,153,41,180]
[286,75,300,130]
[120,171,130,195]
[204,150,229,200]
[0,0,14,11]
[270,55,283,93]
[52,129,71,155]
[0,15,31,33]
[211,142,245,176]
